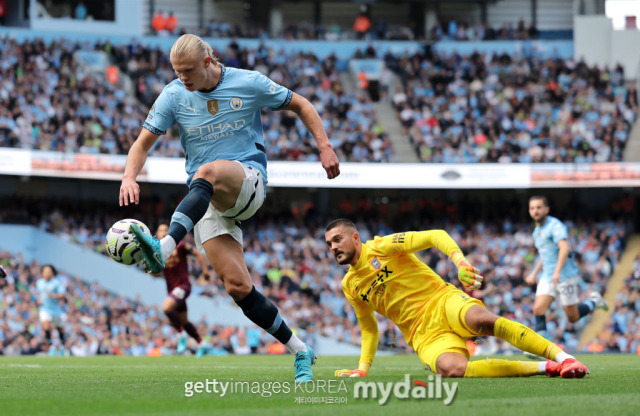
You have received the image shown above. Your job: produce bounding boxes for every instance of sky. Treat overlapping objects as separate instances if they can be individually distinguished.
[606,0,640,29]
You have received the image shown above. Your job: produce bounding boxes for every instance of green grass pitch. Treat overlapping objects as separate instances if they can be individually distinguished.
[1,354,639,416]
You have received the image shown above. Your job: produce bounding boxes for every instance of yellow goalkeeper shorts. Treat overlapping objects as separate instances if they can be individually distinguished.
[414,285,485,373]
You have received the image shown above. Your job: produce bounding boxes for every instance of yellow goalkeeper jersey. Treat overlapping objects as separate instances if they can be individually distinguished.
[342,230,461,350]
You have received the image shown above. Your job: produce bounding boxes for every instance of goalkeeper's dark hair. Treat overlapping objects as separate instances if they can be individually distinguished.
[325,218,357,233]
[529,195,549,207]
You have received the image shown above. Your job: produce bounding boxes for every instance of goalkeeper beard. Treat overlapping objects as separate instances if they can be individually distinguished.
[333,247,356,265]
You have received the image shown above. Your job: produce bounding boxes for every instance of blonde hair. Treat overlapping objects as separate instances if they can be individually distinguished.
[170,34,219,64]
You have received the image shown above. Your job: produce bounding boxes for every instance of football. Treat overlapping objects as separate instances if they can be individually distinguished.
[105,219,151,265]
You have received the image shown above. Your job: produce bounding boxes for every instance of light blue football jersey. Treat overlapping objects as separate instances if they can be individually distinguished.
[36,277,65,315]
[532,215,579,283]
[143,66,293,186]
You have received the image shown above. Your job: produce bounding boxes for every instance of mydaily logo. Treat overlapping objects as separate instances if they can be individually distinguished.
[353,374,458,405]
[183,375,457,406]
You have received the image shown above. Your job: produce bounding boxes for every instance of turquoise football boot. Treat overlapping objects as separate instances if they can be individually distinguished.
[130,224,165,274]
[294,344,316,383]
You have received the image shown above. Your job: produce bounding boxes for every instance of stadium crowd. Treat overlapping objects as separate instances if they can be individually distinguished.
[585,253,640,355]
[0,195,631,355]
[0,251,283,356]
[0,36,392,163]
[429,19,540,41]
[0,37,143,155]
[173,15,546,42]
[388,48,638,163]
[168,15,414,41]
[3,35,637,165]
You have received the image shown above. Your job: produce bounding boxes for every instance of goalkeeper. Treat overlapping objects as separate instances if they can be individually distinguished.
[324,219,589,379]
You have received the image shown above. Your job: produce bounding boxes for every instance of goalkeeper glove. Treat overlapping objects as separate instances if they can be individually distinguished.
[336,362,370,377]
[335,369,367,377]
[450,250,484,290]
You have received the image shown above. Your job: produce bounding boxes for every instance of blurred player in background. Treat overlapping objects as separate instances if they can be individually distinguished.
[35,265,67,356]
[525,196,608,343]
[155,223,211,357]
[325,219,590,379]
[121,34,339,381]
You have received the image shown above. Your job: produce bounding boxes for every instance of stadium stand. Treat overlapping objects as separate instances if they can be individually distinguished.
[0,195,628,355]
[387,49,638,163]
[584,253,640,354]
[9,34,629,165]
[429,19,540,41]
[0,36,392,163]
[0,250,312,357]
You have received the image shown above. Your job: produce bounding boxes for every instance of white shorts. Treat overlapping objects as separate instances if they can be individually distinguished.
[194,162,265,254]
[535,275,581,306]
[39,310,66,326]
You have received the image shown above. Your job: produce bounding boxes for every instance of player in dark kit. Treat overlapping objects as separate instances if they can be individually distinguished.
[156,223,211,356]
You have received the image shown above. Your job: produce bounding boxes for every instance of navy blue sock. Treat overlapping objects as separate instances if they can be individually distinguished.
[166,310,183,331]
[535,315,547,332]
[235,286,293,344]
[578,300,595,317]
[184,322,202,343]
[168,178,214,243]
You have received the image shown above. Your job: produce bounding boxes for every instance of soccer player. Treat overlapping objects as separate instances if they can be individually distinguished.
[525,196,608,341]
[35,265,67,355]
[155,223,210,357]
[324,219,590,378]
[119,34,339,381]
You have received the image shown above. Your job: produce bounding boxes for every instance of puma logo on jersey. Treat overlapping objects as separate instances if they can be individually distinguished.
[186,105,197,114]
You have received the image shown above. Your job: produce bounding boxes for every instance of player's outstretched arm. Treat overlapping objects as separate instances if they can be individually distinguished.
[390,230,463,255]
[119,128,160,206]
[336,311,378,378]
[391,230,485,290]
[285,92,340,179]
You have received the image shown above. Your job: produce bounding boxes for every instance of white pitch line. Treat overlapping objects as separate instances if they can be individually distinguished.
[4,364,42,368]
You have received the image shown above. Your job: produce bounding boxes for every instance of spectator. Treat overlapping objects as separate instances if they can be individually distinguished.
[0,0,8,26]
[165,11,178,35]
[75,1,87,20]
[353,11,371,40]
[151,10,166,34]
[105,64,119,85]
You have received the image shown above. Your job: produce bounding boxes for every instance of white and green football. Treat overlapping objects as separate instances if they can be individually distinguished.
[105,219,151,265]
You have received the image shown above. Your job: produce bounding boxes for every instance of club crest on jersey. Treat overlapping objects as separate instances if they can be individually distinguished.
[371,257,381,270]
[230,97,244,110]
[207,100,219,116]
